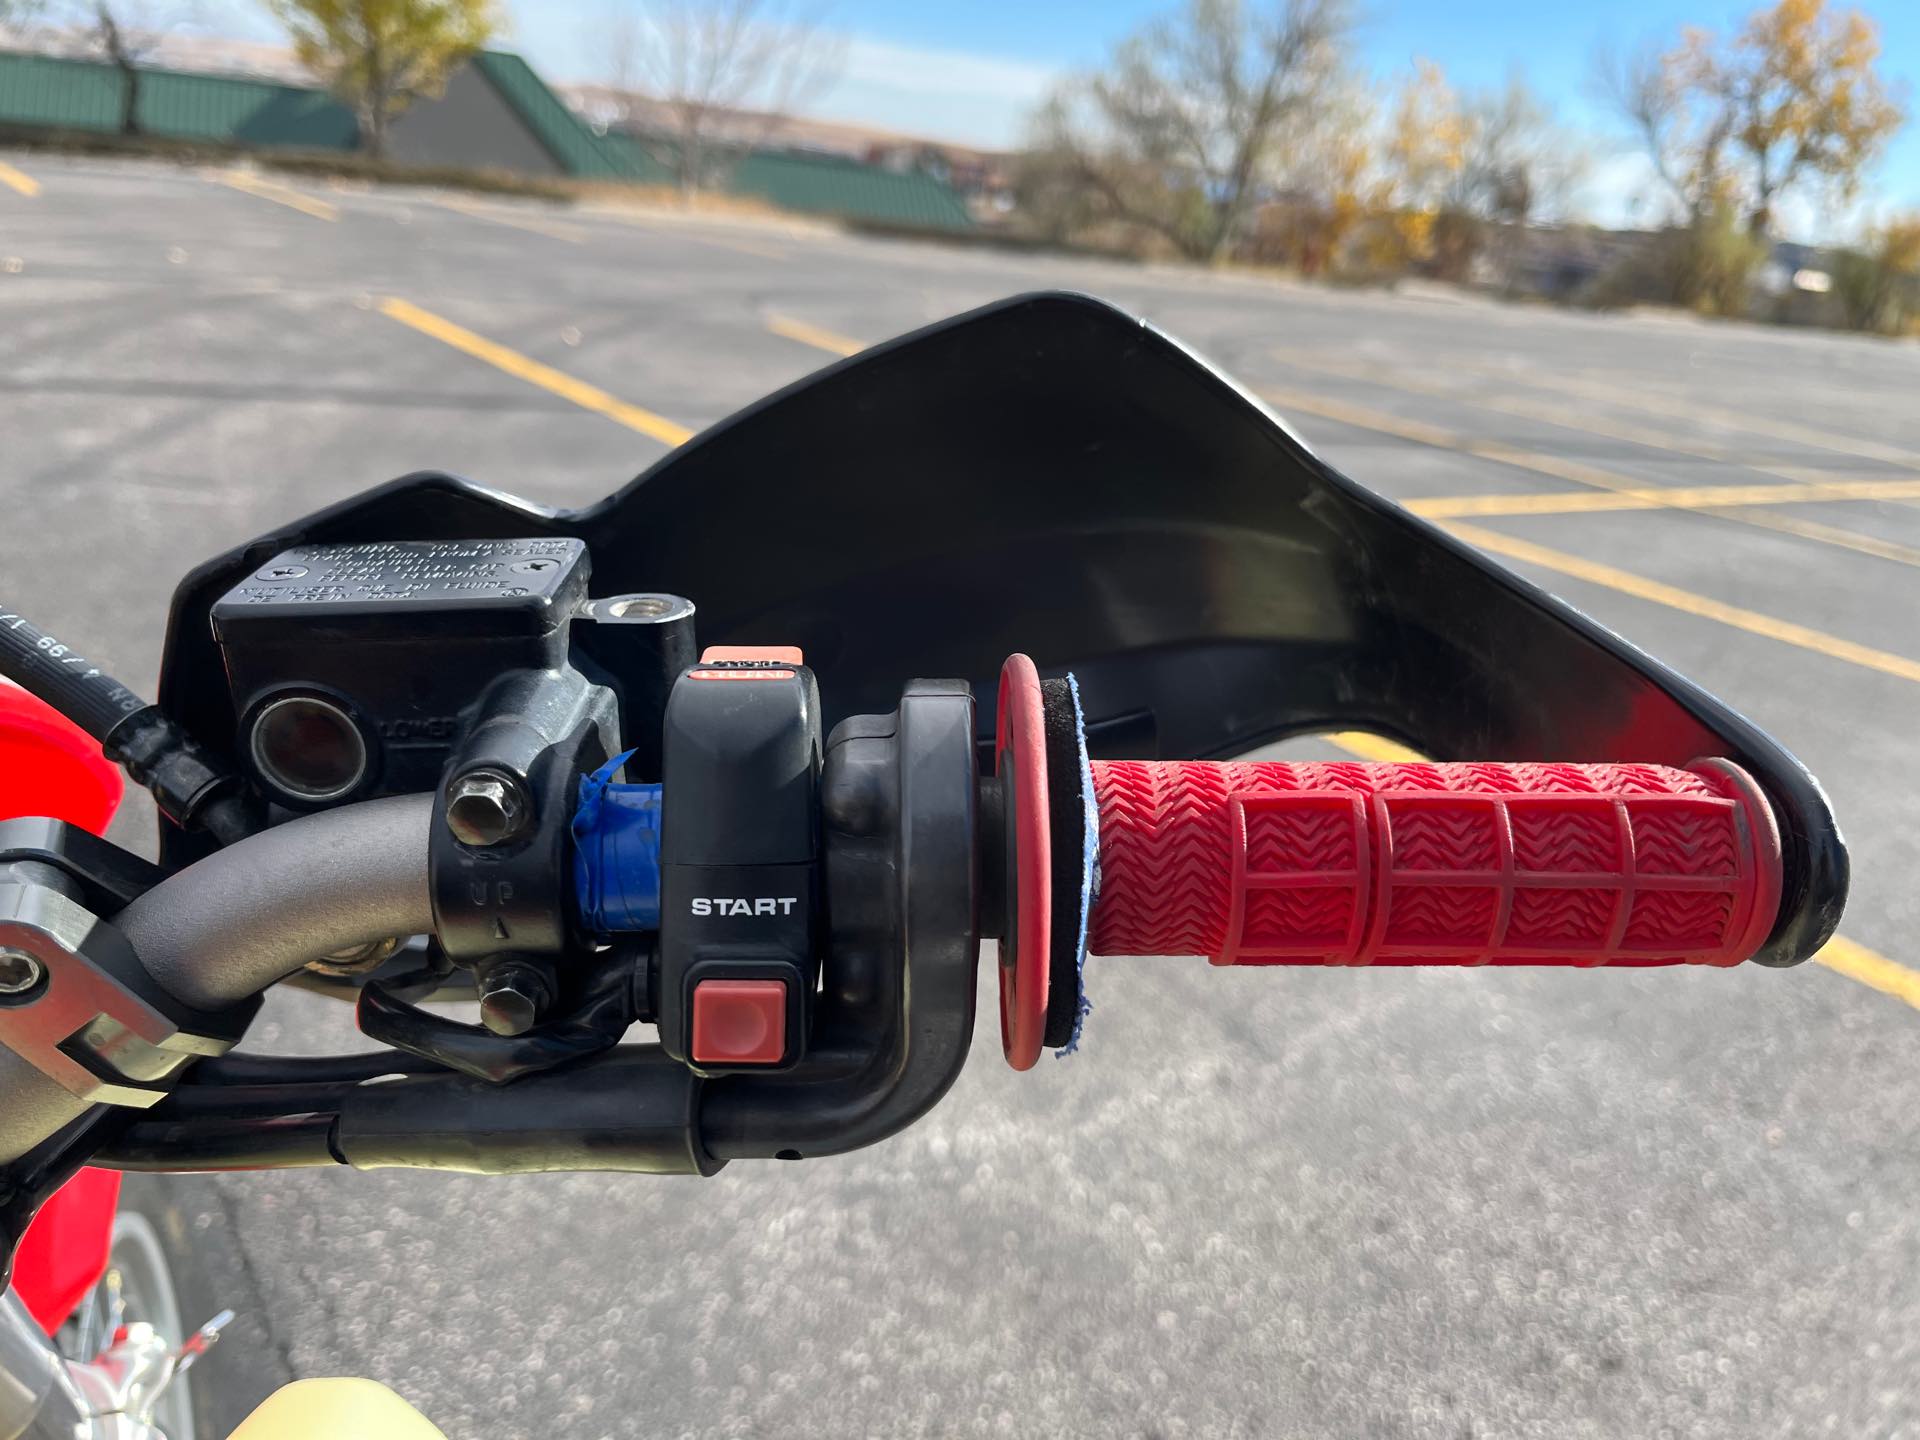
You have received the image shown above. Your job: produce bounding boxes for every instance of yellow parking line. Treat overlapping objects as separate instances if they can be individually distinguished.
[1443,519,1920,684]
[1275,348,1867,486]
[1814,936,1920,1012]
[766,314,864,357]
[1327,731,1425,763]
[704,235,787,261]
[217,170,338,221]
[377,297,693,447]
[1322,737,1920,1014]
[0,162,39,197]
[575,207,789,260]
[435,196,587,244]
[1409,479,1920,519]
[1263,384,1920,569]
[1729,510,1920,567]
[1451,356,1920,472]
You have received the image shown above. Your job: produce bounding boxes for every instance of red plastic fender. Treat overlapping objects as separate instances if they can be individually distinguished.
[1,682,127,1333]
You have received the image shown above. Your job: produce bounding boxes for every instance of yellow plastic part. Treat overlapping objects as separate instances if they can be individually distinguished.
[225,1377,447,1440]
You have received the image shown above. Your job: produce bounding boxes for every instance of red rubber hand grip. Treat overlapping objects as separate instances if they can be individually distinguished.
[1089,760,1782,967]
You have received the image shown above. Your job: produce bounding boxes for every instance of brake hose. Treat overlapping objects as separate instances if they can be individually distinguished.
[0,604,146,739]
[0,601,255,844]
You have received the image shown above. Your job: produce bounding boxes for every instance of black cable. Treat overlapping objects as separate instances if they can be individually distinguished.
[0,601,258,844]
[0,603,146,740]
[94,1114,341,1171]
[187,1050,449,1086]
[145,1082,357,1120]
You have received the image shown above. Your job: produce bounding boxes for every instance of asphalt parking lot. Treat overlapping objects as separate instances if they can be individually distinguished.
[3,151,1919,1439]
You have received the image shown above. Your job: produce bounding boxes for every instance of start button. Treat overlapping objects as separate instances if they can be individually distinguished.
[690,979,788,1065]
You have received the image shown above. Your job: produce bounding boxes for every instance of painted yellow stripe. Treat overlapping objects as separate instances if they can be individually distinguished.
[1274,347,1864,486]
[435,196,587,244]
[1264,383,1920,569]
[1273,349,1920,563]
[1444,520,1920,684]
[217,170,338,221]
[377,297,693,447]
[1326,731,1426,763]
[576,207,789,260]
[1453,356,1920,472]
[1815,936,1920,1012]
[1409,478,1920,519]
[1726,509,1920,567]
[0,161,39,197]
[704,234,787,261]
[766,314,864,357]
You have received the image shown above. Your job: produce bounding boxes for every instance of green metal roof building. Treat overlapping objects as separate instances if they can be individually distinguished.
[0,50,356,149]
[0,46,974,232]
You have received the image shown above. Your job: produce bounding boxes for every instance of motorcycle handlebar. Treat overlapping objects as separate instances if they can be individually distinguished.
[1087,758,1782,968]
[76,756,1787,1021]
[116,794,434,1010]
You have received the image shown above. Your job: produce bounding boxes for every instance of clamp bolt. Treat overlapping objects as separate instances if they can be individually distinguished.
[0,947,44,997]
[445,769,531,848]
[477,964,550,1036]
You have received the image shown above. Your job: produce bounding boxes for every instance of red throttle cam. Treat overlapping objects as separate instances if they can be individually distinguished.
[987,654,1787,1072]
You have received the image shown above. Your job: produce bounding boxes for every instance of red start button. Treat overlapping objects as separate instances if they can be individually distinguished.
[690,979,788,1065]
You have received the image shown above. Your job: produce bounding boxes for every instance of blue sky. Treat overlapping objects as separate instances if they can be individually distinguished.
[217,0,1920,235]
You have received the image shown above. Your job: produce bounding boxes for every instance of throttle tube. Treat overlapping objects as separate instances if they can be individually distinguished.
[1089,759,1781,967]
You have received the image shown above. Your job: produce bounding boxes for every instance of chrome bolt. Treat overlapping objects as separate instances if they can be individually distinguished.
[445,769,530,848]
[0,947,44,997]
[477,965,549,1037]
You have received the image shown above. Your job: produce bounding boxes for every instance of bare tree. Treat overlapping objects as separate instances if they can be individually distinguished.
[603,0,846,195]
[1456,73,1586,227]
[1020,0,1355,261]
[90,3,148,134]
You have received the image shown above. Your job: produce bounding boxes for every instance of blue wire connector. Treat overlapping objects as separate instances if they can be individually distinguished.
[571,751,662,933]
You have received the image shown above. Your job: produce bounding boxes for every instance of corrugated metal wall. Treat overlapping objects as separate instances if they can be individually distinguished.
[733,151,973,231]
[584,133,974,230]
[0,48,974,230]
[0,52,358,149]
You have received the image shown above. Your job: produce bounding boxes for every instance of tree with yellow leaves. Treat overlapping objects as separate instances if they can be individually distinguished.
[1604,0,1904,238]
[1378,59,1470,267]
[1368,61,1581,282]
[268,0,500,159]
[1832,214,1920,333]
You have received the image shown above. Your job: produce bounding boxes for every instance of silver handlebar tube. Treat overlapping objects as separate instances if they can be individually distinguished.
[115,793,434,1011]
[0,795,435,1164]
